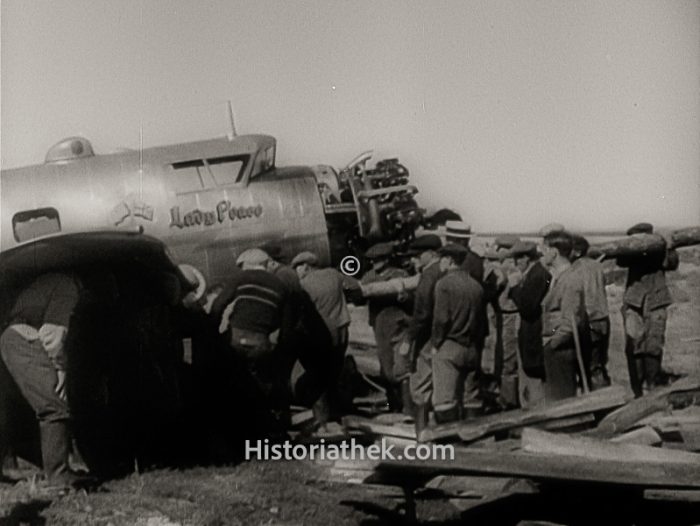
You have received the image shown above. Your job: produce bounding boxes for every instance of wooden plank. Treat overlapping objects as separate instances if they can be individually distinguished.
[644,489,700,503]
[588,233,667,259]
[377,447,700,488]
[591,376,700,438]
[610,426,662,446]
[342,415,417,439]
[670,226,700,249]
[360,274,420,298]
[522,427,700,464]
[418,385,627,443]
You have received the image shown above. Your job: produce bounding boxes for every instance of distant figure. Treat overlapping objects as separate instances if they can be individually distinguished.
[292,251,351,428]
[430,243,484,424]
[571,234,611,390]
[361,242,413,413]
[617,222,679,397]
[508,241,551,407]
[0,273,86,487]
[539,231,587,402]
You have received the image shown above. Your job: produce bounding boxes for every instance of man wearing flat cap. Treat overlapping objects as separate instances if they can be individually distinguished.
[292,251,351,429]
[507,240,550,407]
[537,231,587,402]
[617,223,679,396]
[570,234,611,390]
[212,248,295,428]
[427,243,484,425]
[398,234,442,429]
[488,236,522,408]
[361,242,413,413]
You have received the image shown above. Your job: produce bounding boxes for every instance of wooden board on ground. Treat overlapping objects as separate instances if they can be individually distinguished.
[644,489,700,503]
[609,426,662,446]
[342,415,417,440]
[521,427,700,464]
[377,446,700,488]
[418,385,628,443]
[591,376,700,438]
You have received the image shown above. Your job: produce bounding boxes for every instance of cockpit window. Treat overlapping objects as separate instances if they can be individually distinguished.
[12,208,61,242]
[171,160,206,192]
[206,155,249,185]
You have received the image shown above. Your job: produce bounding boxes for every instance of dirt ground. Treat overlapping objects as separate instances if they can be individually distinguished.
[1,247,698,525]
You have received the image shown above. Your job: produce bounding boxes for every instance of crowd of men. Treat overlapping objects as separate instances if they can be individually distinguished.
[0,220,680,488]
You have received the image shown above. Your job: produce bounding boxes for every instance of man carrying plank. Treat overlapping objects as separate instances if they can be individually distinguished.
[617,222,679,397]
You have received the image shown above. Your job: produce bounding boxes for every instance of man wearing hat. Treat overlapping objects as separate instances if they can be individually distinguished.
[617,223,679,396]
[570,234,611,390]
[291,251,351,429]
[361,242,413,413]
[444,221,487,412]
[429,243,484,424]
[212,248,295,426]
[508,240,550,407]
[538,231,587,402]
[398,234,443,430]
[482,237,521,408]
[260,242,303,295]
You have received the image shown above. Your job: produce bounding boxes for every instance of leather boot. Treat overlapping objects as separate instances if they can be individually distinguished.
[414,403,430,436]
[400,380,414,418]
[40,420,71,485]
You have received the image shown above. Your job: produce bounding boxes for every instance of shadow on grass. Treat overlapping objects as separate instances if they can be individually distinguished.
[0,499,51,526]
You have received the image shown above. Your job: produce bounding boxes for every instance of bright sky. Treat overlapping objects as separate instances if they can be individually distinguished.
[2,0,698,233]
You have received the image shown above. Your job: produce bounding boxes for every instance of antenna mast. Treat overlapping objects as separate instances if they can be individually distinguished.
[227,100,237,140]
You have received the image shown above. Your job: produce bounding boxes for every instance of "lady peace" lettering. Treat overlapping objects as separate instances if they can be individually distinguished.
[169,200,263,229]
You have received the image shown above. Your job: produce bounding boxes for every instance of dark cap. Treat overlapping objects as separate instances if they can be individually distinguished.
[409,234,442,253]
[365,242,394,260]
[510,240,538,258]
[627,222,653,235]
[260,242,283,261]
[539,222,566,237]
[438,243,469,258]
[290,251,319,268]
[494,235,520,249]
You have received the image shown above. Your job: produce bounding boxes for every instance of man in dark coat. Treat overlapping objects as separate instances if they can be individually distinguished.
[399,234,442,431]
[444,221,487,413]
[430,243,484,424]
[617,222,679,397]
[508,241,551,407]
[0,273,84,487]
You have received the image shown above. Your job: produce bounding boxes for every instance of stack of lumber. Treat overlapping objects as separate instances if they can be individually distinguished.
[333,376,700,508]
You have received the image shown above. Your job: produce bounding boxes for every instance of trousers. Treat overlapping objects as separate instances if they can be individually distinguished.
[432,340,479,411]
[0,328,70,481]
[542,345,577,402]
